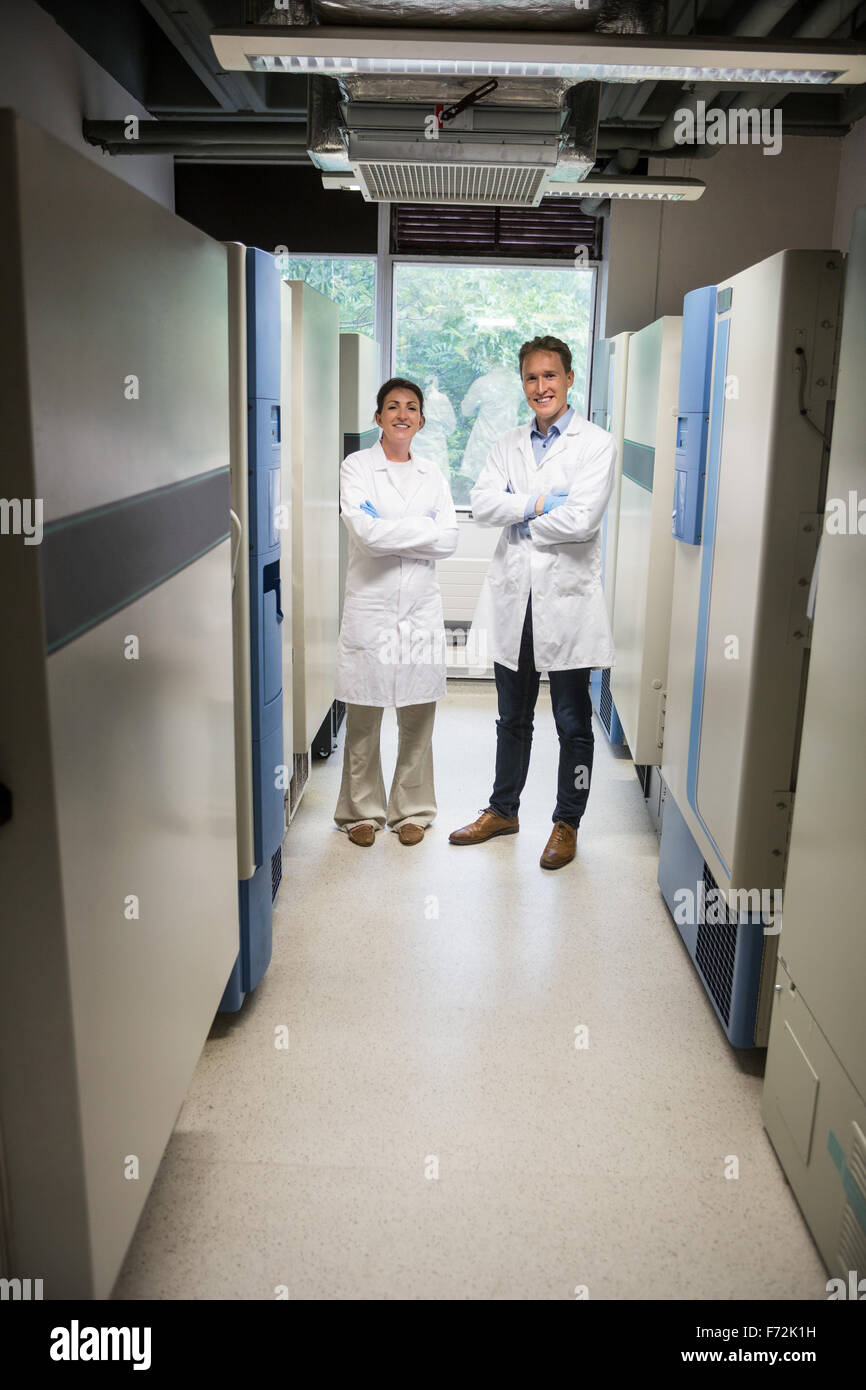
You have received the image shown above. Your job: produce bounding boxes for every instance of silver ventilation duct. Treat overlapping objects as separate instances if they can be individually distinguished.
[550,82,601,182]
[257,0,663,34]
[334,74,577,107]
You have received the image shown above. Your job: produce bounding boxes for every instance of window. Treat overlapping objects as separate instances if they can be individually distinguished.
[280,255,377,338]
[392,262,595,507]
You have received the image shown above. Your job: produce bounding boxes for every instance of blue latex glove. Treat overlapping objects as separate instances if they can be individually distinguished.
[516,491,568,535]
[426,507,438,520]
[360,499,380,519]
[542,490,569,514]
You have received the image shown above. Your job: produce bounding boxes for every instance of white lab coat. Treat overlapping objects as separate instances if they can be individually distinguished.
[470,414,617,673]
[336,439,459,707]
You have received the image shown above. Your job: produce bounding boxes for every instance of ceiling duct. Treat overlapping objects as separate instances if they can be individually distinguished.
[307,75,600,205]
[550,81,601,182]
[257,0,663,34]
[307,73,349,172]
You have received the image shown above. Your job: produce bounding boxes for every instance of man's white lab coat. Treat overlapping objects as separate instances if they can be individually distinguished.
[470,414,617,673]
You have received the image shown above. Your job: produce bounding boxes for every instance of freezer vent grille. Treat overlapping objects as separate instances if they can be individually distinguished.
[354,162,548,207]
[600,667,613,735]
[849,1121,866,1197]
[838,1200,866,1278]
[271,846,282,903]
[695,862,738,1025]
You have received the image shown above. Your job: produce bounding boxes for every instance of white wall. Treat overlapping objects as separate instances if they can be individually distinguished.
[832,115,866,251]
[0,0,173,210]
[603,135,842,335]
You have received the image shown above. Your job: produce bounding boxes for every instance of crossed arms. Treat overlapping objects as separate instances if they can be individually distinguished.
[469,433,617,547]
[340,454,459,561]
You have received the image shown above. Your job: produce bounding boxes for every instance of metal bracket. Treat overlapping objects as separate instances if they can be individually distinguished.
[769,791,794,872]
[437,79,499,126]
[656,690,667,751]
[786,513,822,647]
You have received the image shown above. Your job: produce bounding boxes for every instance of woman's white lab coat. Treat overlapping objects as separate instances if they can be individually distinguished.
[336,439,459,707]
[470,414,617,673]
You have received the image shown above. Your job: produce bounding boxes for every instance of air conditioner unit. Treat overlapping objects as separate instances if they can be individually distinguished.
[342,101,566,206]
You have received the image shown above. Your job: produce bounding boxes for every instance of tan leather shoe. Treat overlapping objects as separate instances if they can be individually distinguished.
[540,821,577,869]
[347,823,376,847]
[449,808,519,845]
[397,823,424,845]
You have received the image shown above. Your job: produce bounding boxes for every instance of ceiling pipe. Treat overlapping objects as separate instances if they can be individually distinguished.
[580,146,640,210]
[602,149,641,174]
[731,0,804,33]
[596,120,850,146]
[123,148,311,159]
[794,0,862,39]
[82,119,307,155]
[597,130,725,153]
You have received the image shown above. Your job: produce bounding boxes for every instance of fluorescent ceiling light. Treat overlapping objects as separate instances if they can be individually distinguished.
[319,172,706,201]
[548,177,706,200]
[211,26,866,86]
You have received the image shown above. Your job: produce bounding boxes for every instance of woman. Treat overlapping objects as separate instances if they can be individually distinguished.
[334,378,459,846]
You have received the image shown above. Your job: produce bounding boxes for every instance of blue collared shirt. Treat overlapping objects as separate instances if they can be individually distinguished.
[523,406,574,520]
[530,405,574,465]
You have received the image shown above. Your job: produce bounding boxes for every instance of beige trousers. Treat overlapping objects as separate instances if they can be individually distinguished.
[334,701,437,833]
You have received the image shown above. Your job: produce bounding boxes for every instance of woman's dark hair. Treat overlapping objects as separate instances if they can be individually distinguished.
[375,377,424,417]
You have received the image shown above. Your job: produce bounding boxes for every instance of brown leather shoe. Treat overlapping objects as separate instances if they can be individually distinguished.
[449,808,519,845]
[397,823,424,845]
[347,823,376,847]
[540,821,577,869]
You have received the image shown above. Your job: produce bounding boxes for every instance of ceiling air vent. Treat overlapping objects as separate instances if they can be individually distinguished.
[354,161,549,207]
[344,102,565,207]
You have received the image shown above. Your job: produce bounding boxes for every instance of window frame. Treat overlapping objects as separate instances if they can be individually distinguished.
[383,227,599,510]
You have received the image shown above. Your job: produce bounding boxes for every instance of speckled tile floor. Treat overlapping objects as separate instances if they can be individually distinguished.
[112,682,826,1300]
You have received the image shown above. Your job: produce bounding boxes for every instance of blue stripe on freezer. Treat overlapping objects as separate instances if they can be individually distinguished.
[686,313,731,878]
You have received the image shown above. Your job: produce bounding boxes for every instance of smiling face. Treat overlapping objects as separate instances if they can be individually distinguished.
[375,388,424,453]
[521,350,574,431]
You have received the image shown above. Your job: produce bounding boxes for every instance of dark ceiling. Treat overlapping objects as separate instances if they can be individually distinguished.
[35,0,866,172]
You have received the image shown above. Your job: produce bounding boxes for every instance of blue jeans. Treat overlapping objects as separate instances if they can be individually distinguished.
[489,597,594,828]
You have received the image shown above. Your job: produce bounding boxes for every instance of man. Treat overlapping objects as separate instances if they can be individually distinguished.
[449,335,616,869]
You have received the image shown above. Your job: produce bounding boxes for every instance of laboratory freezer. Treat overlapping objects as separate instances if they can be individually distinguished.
[0,110,238,1297]
[610,315,682,766]
[285,281,341,755]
